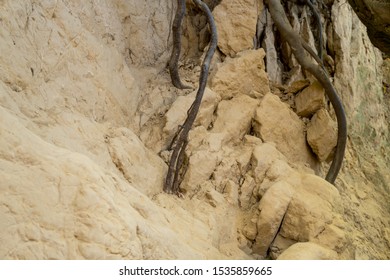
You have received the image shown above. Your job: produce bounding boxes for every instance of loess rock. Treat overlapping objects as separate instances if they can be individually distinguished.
[277,242,338,260]
[106,127,167,197]
[295,81,325,117]
[210,49,270,99]
[307,108,338,162]
[253,93,317,168]
[269,234,296,260]
[163,87,221,137]
[212,94,259,143]
[253,181,295,257]
[250,142,287,186]
[280,174,342,242]
[212,0,258,57]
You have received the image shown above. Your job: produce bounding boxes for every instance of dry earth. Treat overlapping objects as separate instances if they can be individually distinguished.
[0,0,389,259]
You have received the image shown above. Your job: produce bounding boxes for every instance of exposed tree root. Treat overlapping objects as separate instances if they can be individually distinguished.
[266,0,347,184]
[168,0,191,89]
[304,0,323,62]
[164,0,218,195]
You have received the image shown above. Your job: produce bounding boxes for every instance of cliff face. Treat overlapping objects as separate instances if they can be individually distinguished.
[0,0,389,259]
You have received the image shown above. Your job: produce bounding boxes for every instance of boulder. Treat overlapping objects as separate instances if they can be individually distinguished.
[295,81,325,117]
[253,181,295,257]
[181,150,219,191]
[277,242,338,260]
[307,108,338,162]
[164,87,221,137]
[210,49,270,99]
[253,93,317,168]
[269,234,296,260]
[212,94,259,143]
[280,174,342,241]
[212,0,258,57]
[251,142,287,185]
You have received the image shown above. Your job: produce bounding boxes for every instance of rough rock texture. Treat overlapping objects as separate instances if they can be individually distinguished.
[210,49,270,99]
[212,0,258,57]
[253,181,295,257]
[331,0,390,259]
[277,242,339,260]
[295,81,326,117]
[253,93,317,169]
[347,0,390,55]
[212,94,259,143]
[164,87,221,135]
[106,128,167,197]
[307,109,338,162]
[1,0,389,261]
[280,174,342,242]
[250,142,288,186]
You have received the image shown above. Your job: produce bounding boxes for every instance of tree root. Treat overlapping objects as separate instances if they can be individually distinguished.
[304,0,323,62]
[164,0,218,195]
[266,0,347,184]
[169,0,191,89]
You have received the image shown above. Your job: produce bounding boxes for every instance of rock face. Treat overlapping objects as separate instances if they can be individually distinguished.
[210,49,270,99]
[277,242,338,260]
[253,181,295,257]
[212,94,259,143]
[295,81,325,117]
[213,0,258,57]
[347,0,390,55]
[253,93,316,168]
[280,174,342,242]
[307,109,338,162]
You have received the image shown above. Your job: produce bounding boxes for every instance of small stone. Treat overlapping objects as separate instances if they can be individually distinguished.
[285,79,310,94]
[307,108,337,162]
[295,81,325,117]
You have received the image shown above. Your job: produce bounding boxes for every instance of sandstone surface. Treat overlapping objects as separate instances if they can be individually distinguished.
[212,0,258,57]
[0,0,389,261]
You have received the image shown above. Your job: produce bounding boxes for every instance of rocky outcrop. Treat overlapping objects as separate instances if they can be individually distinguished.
[295,81,326,117]
[307,109,338,162]
[1,0,389,261]
[277,242,338,260]
[210,49,270,99]
[347,0,390,55]
[212,0,258,57]
[253,93,317,169]
[212,95,259,143]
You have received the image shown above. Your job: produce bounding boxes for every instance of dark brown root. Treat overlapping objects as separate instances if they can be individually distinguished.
[304,0,323,62]
[168,0,191,89]
[266,0,347,184]
[164,0,218,195]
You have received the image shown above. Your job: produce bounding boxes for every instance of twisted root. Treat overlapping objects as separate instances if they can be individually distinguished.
[266,0,347,184]
[164,0,218,195]
[169,0,191,89]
